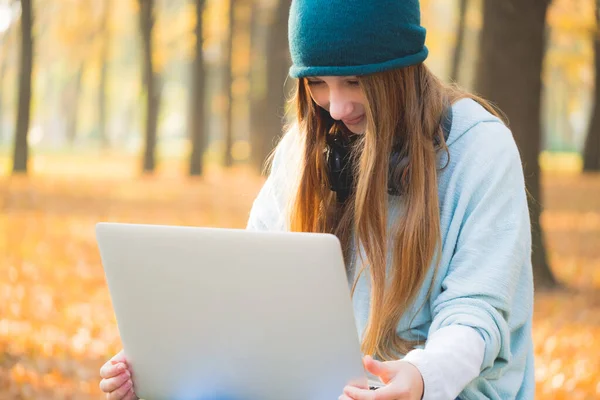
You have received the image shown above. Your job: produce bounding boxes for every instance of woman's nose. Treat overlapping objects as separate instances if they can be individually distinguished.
[328,92,353,121]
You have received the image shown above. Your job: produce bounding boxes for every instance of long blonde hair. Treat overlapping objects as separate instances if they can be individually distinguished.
[282,64,503,360]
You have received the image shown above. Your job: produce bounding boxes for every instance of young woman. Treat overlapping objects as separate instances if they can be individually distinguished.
[100,1,535,399]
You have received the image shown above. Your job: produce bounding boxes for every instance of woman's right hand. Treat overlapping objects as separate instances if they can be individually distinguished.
[99,350,138,400]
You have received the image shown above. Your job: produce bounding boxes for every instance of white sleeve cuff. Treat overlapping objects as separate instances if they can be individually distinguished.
[402,325,485,400]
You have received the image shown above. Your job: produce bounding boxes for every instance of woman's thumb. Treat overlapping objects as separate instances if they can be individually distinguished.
[363,355,393,383]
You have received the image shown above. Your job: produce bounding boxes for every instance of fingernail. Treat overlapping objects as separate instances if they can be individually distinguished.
[126,379,133,389]
[125,370,131,378]
[117,363,125,372]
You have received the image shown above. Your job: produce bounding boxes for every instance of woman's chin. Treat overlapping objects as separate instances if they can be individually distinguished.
[344,124,366,135]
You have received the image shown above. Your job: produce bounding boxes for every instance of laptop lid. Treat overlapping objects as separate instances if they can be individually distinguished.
[96,222,367,400]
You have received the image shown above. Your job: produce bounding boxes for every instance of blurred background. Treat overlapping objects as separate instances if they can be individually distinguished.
[0,0,599,398]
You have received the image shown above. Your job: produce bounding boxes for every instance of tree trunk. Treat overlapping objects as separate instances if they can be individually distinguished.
[583,2,600,171]
[139,0,160,173]
[475,0,557,289]
[250,0,291,172]
[189,0,207,176]
[12,0,33,174]
[66,63,85,145]
[98,0,112,149]
[450,0,468,82]
[222,0,235,167]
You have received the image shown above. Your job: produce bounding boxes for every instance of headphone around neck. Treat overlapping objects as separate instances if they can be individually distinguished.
[325,109,453,203]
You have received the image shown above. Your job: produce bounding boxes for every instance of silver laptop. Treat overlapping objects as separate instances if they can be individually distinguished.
[96,222,368,400]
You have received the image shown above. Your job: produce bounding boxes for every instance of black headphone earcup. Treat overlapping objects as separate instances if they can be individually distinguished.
[325,133,356,203]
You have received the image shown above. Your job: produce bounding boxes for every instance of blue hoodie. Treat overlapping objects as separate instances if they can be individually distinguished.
[246,98,535,399]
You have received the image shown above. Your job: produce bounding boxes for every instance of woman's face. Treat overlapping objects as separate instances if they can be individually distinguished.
[306,76,367,134]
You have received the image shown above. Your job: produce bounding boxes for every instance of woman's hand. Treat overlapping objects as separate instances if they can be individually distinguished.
[99,350,139,400]
[340,355,424,400]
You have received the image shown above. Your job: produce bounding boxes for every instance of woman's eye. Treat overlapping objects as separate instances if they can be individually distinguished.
[346,80,360,86]
[307,80,323,86]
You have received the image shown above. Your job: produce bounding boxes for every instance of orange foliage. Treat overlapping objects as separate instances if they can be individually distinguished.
[0,157,599,399]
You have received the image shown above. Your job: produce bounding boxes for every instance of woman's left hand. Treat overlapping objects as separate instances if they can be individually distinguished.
[340,355,424,400]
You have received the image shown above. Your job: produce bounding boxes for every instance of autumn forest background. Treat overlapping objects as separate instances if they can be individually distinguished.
[0,0,599,398]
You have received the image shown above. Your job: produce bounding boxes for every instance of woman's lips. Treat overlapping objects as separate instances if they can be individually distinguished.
[343,114,364,125]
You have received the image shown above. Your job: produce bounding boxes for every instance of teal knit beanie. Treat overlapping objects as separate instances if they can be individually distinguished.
[288,0,428,78]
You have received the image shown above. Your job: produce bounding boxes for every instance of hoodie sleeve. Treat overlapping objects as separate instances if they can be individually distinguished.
[428,120,534,380]
[246,162,283,231]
